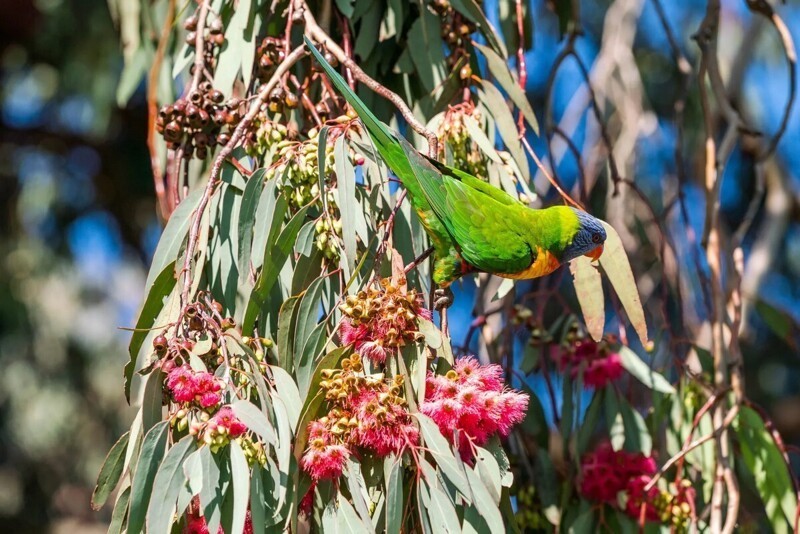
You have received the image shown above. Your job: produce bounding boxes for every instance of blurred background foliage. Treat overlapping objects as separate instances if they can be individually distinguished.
[1,0,800,531]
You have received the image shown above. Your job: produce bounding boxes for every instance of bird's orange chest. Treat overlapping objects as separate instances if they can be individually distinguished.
[497,248,561,280]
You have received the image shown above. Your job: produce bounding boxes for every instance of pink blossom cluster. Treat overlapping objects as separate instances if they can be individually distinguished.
[204,406,247,439]
[579,441,694,524]
[421,357,529,461]
[166,365,223,408]
[578,442,656,505]
[553,338,623,388]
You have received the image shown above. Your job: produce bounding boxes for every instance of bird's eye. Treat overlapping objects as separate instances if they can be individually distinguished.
[591,233,602,244]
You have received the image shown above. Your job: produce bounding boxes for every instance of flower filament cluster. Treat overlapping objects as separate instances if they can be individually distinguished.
[339,277,432,364]
[421,357,528,461]
[301,354,419,481]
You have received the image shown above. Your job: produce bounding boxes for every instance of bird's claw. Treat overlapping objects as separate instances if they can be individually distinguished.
[434,287,454,311]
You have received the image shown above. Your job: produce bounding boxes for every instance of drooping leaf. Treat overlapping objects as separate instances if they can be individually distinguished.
[570,256,605,341]
[270,365,302,432]
[618,346,675,394]
[416,414,473,502]
[617,395,652,455]
[384,456,403,534]
[237,169,265,300]
[147,187,205,288]
[230,440,251,534]
[128,421,169,534]
[473,42,538,134]
[232,399,278,445]
[125,263,177,401]
[214,0,250,95]
[337,494,372,533]
[107,485,131,534]
[243,204,310,333]
[736,406,798,533]
[92,431,130,510]
[476,82,530,181]
[422,477,461,533]
[199,446,224,532]
[598,222,649,346]
[147,435,196,534]
[335,136,358,274]
[465,465,504,534]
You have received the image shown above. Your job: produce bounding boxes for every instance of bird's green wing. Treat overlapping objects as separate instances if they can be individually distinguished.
[397,139,535,274]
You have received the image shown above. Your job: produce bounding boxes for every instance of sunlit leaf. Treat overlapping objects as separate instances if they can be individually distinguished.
[128,421,169,534]
[570,256,604,341]
[473,43,538,134]
[91,431,130,510]
[736,407,797,533]
[232,399,278,445]
[598,222,649,346]
[416,414,473,502]
[229,440,251,534]
[335,136,358,275]
[147,435,196,534]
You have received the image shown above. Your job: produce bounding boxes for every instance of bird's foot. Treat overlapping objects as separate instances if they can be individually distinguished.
[434,287,454,311]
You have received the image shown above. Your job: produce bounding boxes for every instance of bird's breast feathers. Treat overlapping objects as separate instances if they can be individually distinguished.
[497,247,561,280]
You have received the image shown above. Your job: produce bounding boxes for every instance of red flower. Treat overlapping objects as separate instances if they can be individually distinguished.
[166,366,222,408]
[338,279,432,364]
[625,475,662,522]
[421,357,528,461]
[205,406,247,438]
[554,339,624,389]
[167,366,197,403]
[300,442,350,481]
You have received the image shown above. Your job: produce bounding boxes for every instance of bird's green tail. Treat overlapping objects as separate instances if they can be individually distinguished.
[306,37,463,285]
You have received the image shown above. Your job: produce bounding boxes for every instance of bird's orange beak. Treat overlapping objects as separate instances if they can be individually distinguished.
[585,245,604,262]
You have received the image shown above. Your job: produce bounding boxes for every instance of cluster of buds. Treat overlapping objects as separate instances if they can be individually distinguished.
[430,0,477,67]
[150,295,237,376]
[437,104,524,190]
[579,442,694,529]
[187,406,248,453]
[255,37,287,83]
[262,127,337,208]
[155,86,244,159]
[437,104,488,178]
[301,354,419,481]
[552,333,624,389]
[421,357,529,461]
[339,277,432,364]
[514,485,550,531]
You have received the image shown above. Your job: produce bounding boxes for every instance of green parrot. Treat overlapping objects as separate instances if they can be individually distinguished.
[306,38,606,293]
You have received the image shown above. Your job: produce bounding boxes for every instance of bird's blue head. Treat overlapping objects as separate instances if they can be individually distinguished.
[561,208,607,263]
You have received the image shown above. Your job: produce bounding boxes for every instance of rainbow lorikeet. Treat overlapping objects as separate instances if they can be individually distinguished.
[306,38,606,292]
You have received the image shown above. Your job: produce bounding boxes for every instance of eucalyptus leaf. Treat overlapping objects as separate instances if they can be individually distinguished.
[570,256,605,341]
[229,440,251,534]
[231,399,278,445]
[91,431,130,510]
[618,346,675,394]
[128,421,169,534]
[146,435,196,534]
[598,222,649,346]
